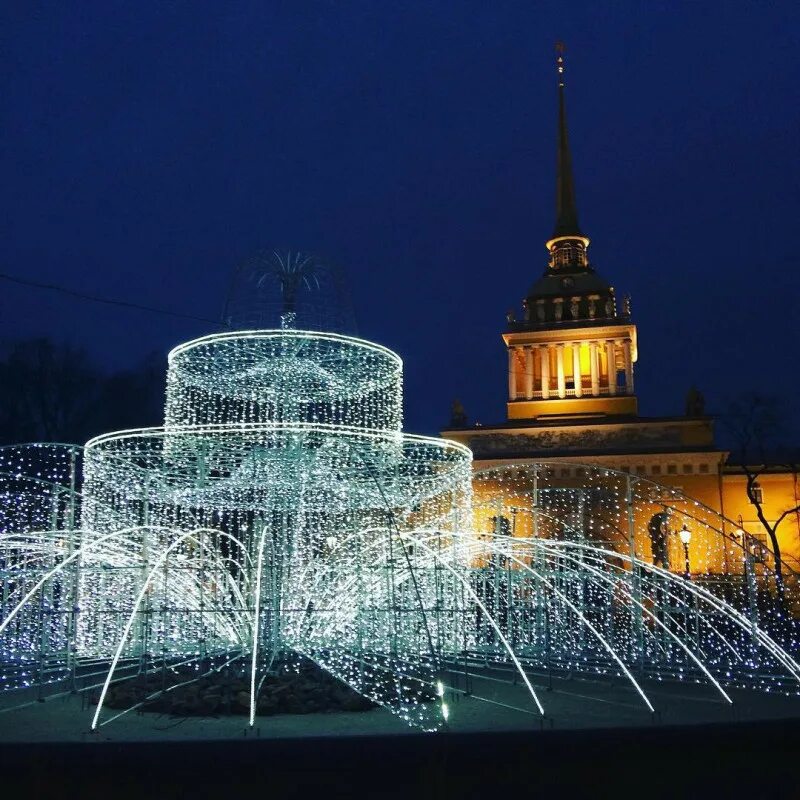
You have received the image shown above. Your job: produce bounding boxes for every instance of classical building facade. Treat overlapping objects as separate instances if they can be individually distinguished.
[442,51,800,575]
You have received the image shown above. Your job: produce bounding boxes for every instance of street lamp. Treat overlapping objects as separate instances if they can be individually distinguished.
[678,524,692,577]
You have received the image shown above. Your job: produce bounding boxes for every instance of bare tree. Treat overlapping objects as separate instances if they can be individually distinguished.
[0,339,166,446]
[0,338,99,443]
[95,351,165,433]
[723,393,800,606]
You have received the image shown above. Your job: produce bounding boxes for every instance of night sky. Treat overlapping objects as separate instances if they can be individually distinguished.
[2,2,799,438]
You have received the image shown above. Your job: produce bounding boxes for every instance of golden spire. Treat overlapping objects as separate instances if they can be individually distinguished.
[553,42,583,239]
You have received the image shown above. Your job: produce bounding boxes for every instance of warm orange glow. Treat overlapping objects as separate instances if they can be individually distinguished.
[545,234,590,251]
[507,395,639,418]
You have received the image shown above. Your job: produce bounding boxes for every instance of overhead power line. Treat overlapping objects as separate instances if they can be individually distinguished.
[0,270,225,327]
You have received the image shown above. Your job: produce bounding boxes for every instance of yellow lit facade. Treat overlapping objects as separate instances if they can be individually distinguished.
[442,55,800,578]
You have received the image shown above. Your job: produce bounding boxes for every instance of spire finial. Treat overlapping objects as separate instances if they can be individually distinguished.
[556,41,565,88]
[551,41,584,241]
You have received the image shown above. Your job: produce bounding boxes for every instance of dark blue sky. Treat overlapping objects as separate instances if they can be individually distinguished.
[2,1,799,437]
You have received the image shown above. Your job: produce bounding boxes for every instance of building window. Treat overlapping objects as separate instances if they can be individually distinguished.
[682,464,693,474]
[667,464,677,475]
[749,481,764,505]
[560,468,571,478]
[699,463,709,474]
[652,465,661,476]
[636,465,646,474]
[553,246,570,267]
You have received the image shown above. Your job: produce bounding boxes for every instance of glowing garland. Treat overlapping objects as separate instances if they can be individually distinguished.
[0,328,798,734]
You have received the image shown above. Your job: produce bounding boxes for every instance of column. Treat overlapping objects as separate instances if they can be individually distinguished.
[606,340,617,395]
[572,343,582,398]
[590,341,600,396]
[556,344,566,399]
[540,345,551,399]
[524,347,534,400]
[623,338,634,394]
[508,347,516,400]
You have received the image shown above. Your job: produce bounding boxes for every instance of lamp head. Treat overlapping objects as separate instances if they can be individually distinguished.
[679,524,692,545]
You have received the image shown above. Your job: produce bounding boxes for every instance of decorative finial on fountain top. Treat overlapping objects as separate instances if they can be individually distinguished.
[222,249,357,334]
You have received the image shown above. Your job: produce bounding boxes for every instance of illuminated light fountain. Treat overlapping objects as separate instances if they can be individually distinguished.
[1,253,799,734]
[74,325,472,730]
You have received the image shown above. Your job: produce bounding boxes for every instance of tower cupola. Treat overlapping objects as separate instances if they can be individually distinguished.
[502,45,638,422]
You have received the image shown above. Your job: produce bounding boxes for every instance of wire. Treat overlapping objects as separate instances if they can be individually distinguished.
[0,270,226,327]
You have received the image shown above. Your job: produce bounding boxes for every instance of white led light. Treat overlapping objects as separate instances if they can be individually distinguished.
[0,328,798,736]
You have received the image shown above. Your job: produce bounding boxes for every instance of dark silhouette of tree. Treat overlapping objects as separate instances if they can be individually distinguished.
[0,338,99,443]
[0,338,165,446]
[723,393,800,607]
[95,351,165,434]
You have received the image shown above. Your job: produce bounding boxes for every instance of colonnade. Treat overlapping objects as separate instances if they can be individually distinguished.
[508,338,634,401]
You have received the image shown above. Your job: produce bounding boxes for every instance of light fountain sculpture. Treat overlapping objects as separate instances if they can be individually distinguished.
[1,262,799,733]
[79,326,474,730]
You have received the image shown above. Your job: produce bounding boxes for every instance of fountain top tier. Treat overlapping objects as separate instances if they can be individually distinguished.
[165,330,403,433]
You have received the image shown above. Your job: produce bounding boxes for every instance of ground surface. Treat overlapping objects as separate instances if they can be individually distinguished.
[1,673,800,798]
[1,668,798,742]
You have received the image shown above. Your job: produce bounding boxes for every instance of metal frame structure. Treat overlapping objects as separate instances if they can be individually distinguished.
[0,328,799,733]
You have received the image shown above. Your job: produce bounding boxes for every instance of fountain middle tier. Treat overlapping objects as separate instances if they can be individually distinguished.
[82,423,472,542]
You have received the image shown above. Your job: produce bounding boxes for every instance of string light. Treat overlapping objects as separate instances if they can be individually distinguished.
[0,326,798,734]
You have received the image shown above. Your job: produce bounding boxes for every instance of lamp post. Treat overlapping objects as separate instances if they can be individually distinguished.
[678,524,692,578]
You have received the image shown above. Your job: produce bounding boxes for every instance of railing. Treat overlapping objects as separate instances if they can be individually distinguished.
[507,314,632,332]
[513,384,629,400]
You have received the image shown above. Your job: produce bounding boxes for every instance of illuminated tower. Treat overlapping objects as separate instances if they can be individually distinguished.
[505,46,637,422]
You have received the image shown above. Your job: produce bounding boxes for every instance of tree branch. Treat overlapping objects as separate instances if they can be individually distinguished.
[774,504,800,532]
